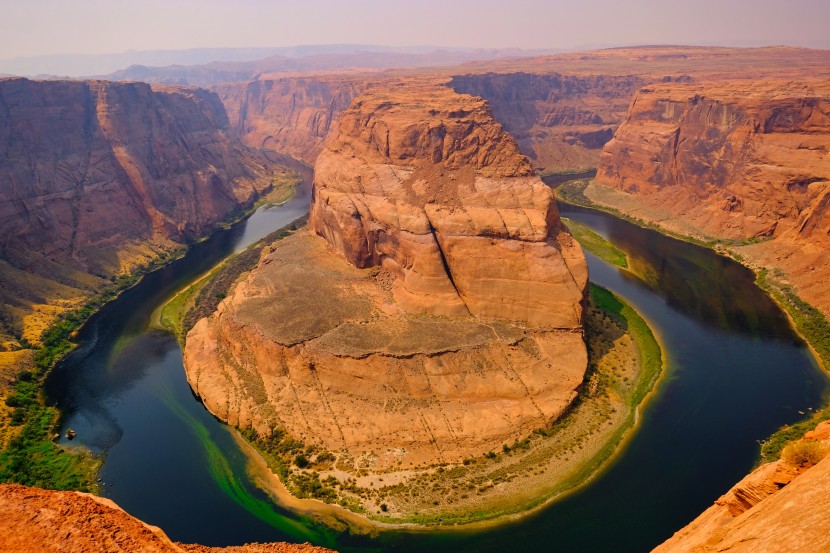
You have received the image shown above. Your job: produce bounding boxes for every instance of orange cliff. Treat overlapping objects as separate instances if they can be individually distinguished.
[213,47,830,180]
[183,83,588,474]
[449,73,645,173]
[653,421,830,552]
[0,483,333,553]
[0,77,278,345]
[592,79,830,314]
[215,77,364,165]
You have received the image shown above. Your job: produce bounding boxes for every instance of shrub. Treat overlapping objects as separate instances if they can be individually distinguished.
[294,454,310,468]
[781,440,828,468]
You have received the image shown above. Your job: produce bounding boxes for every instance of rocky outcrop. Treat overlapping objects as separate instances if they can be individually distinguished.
[310,85,587,326]
[594,79,830,313]
[653,421,830,552]
[184,84,588,471]
[215,78,364,164]
[0,78,276,343]
[450,73,644,173]
[0,483,333,553]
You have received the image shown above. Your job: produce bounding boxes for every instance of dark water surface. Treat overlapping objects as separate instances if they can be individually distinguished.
[45,194,828,552]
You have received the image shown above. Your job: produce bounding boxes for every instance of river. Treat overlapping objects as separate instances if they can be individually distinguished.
[45,187,828,552]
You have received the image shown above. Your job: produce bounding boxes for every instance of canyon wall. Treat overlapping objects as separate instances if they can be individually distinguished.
[0,78,276,343]
[185,84,588,471]
[216,72,644,174]
[653,422,830,552]
[593,79,830,314]
[450,72,644,173]
[215,77,363,164]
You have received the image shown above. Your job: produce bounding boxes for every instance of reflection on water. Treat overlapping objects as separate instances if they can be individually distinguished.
[562,204,797,340]
[43,189,828,552]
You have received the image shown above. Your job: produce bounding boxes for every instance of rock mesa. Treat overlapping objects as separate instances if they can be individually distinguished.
[185,84,588,470]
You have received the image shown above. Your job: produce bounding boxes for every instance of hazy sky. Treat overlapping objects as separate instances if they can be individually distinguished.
[1,0,828,59]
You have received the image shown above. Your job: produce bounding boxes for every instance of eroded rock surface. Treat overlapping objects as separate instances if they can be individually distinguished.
[185,85,588,470]
[0,77,276,343]
[0,483,333,553]
[653,421,830,552]
[216,77,363,164]
[594,79,830,314]
[450,73,644,172]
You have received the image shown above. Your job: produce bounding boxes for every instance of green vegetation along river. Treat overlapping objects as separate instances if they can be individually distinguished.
[44,193,828,552]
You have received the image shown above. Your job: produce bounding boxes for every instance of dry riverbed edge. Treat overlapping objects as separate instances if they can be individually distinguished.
[171,229,665,529]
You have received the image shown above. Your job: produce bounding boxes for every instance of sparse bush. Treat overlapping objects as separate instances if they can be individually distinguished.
[781,440,827,468]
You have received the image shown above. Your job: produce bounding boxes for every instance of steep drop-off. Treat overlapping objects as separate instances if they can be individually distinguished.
[653,422,830,552]
[185,85,588,481]
[215,48,830,177]
[592,79,830,314]
[0,77,278,344]
[0,483,333,553]
[216,77,363,164]
[450,72,644,173]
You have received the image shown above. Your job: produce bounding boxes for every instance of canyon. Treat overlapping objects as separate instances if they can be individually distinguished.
[593,79,830,315]
[1,44,830,550]
[184,83,589,483]
[653,421,830,553]
[0,78,283,347]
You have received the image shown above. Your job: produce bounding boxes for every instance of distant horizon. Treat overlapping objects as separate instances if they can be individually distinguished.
[1,40,826,79]
[3,40,828,63]
[2,0,828,61]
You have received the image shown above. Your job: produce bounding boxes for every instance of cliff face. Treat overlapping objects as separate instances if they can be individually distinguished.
[0,78,275,343]
[593,79,830,313]
[215,78,363,164]
[310,86,587,326]
[184,85,588,472]
[450,72,645,173]
[215,70,643,174]
[653,422,830,552]
[0,483,333,553]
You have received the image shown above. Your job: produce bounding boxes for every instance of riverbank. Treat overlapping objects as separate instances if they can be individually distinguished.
[220,280,664,529]
[552,178,830,463]
[555,179,830,368]
[0,166,302,493]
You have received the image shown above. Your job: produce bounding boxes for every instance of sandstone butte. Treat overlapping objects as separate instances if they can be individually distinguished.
[0,483,333,553]
[184,83,588,476]
[0,77,278,348]
[593,79,830,315]
[653,421,830,552]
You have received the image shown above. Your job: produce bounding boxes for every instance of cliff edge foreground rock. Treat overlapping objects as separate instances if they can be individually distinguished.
[653,421,830,552]
[0,483,332,553]
[184,84,589,518]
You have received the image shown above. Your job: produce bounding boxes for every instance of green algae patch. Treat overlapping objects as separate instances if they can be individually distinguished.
[562,217,628,268]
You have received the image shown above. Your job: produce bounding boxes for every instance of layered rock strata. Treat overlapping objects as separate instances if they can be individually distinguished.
[450,73,644,172]
[653,421,830,552]
[0,77,276,343]
[216,77,363,164]
[185,85,588,470]
[594,79,830,313]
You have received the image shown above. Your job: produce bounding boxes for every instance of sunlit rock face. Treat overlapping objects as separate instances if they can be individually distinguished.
[185,83,589,470]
